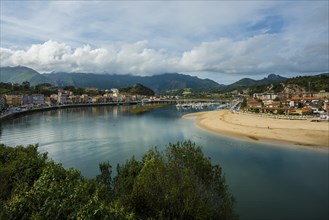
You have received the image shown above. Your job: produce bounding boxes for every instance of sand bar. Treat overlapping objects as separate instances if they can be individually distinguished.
[183,110,329,148]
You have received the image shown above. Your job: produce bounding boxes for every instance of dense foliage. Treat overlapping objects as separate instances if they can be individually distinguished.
[120,83,155,96]
[0,141,238,219]
[248,73,329,94]
[0,82,58,96]
[0,82,104,96]
[284,74,329,92]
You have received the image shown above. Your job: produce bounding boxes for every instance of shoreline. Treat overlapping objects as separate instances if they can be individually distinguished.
[0,102,141,122]
[183,110,329,149]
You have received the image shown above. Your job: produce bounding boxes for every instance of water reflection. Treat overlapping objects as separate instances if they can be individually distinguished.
[0,105,328,220]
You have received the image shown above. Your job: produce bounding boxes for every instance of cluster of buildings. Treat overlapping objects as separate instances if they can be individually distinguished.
[244,91,329,117]
[0,88,178,113]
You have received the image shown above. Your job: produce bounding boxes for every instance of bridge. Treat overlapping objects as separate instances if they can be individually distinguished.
[143,99,232,105]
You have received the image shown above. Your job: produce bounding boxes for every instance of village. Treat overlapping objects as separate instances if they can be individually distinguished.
[242,91,329,120]
[1,85,329,121]
[0,86,179,118]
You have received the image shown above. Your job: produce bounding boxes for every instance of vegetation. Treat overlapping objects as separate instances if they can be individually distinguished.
[0,82,103,96]
[1,66,220,93]
[0,66,52,85]
[0,141,238,219]
[284,73,329,92]
[208,74,287,94]
[120,83,155,96]
[240,98,247,109]
[248,73,329,94]
[129,104,169,114]
[2,66,328,96]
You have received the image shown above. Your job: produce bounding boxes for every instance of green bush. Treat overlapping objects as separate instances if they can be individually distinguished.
[1,141,238,220]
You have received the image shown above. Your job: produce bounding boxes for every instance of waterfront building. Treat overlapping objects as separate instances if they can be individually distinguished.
[80,94,92,103]
[32,94,45,105]
[111,88,122,101]
[58,94,67,104]
[22,94,44,106]
[5,95,23,106]
[58,89,72,104]
[92,96,105,103]
[23,96,33,105]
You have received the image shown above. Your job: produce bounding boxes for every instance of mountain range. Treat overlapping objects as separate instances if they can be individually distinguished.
[0,66,219,93]
[212,74,288,93]
[1,66,327,94]
[0,66,53,85]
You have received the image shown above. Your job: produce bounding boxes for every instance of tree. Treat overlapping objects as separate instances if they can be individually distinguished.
[298,102,304,108]
[22,81,30,90]
[96,161,113,192]
[1,142,238,220]
[0,144,48,201]
[114,141,238,219]
[2,154,129,220]
[240,98,247,109]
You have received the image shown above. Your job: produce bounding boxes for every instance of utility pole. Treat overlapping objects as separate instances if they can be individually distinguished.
[308,81,310,93]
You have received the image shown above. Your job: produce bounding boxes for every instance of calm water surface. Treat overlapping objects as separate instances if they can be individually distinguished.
[1,105,328,220]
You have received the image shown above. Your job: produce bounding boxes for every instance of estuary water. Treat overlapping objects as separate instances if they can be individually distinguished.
[1,105,328,220]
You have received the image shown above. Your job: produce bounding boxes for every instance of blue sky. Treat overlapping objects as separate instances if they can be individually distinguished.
[0,1,328,84]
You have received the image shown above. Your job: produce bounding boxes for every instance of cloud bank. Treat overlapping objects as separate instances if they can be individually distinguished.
[0,1,328,82]
[1,35,328,76]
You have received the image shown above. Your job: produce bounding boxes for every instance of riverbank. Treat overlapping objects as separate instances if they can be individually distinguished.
[183,110,329,148]
[0,102,139,122]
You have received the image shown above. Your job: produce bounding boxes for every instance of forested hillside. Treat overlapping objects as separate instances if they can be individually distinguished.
[119,83,155,96]
[248,73,329,94]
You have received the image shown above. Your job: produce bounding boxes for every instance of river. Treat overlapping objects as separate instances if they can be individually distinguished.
[0,105,328,220]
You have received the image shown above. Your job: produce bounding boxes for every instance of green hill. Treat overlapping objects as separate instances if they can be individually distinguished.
[45,72,220,93]
[211,74,287,93]
[0,66,52,85]
[0,66,220,93]
[119,83,155,96]
[248,73,329,94]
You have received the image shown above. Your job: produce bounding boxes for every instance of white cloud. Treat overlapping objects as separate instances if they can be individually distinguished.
[1,1,328,83]
[1,35,327,79]
[0,40,181,75]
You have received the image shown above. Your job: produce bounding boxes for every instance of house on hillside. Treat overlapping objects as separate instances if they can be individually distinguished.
[253,92,277,100]
[247,99,262,108]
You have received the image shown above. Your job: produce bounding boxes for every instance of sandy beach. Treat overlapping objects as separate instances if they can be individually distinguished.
[183,110,329,148]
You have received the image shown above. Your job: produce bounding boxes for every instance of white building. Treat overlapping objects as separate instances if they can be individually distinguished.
[111,88,122,101]
[253,93,277,100]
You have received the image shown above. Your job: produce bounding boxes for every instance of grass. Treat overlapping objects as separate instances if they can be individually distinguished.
[129,104,170,114]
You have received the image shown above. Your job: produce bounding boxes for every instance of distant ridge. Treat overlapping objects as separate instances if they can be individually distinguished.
[1,66,327,94]
[0,66,220,93]
[212,74,288,93]
[0,66,52,85]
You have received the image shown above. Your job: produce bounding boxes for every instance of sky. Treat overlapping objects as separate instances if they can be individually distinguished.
[0,1,328,84]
